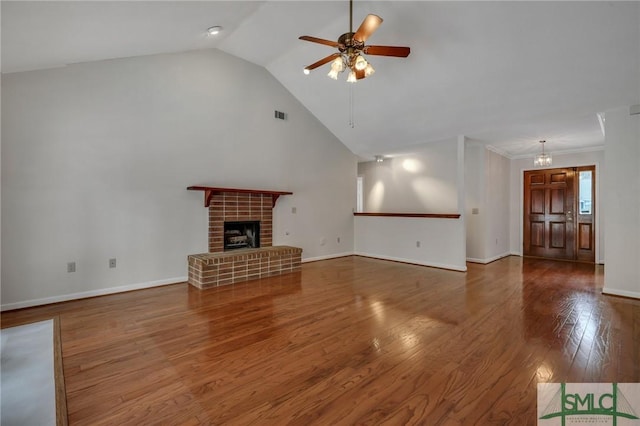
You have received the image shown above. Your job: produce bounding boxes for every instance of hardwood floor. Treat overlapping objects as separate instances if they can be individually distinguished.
[2,256,638,425]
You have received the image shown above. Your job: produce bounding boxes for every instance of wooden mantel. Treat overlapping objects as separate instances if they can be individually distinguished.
[187,186,293,208]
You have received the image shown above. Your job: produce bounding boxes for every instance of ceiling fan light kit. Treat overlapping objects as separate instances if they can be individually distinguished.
[364,63,375,77]
[299,0,410,82]
[327,57,345,79]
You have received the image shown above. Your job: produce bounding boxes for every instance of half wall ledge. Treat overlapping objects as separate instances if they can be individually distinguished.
[353,212,461,219]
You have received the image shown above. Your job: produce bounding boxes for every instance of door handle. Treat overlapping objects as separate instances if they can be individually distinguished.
[566,211,573,221]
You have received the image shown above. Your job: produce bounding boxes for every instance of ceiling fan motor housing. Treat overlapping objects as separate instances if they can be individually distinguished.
[338,32,364,53]
[298,5,410,80]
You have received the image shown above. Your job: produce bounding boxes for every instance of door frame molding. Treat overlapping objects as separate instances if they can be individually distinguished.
[517,161,601,263]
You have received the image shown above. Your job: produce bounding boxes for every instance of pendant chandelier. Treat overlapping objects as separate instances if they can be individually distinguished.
[534,140,552,167]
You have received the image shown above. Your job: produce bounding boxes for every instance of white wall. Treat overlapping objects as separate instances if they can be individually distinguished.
[357,140,459,214]
[465,143,486,260]
[355,138,466,271]
[485,149,511,261]
[354,216,466,271]
[509,149,605,263]
[1,49,357,309]
[603,106,640,298]
[465,144,510,263]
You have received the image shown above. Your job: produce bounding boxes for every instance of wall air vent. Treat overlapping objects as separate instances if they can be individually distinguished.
[274,110,287,120]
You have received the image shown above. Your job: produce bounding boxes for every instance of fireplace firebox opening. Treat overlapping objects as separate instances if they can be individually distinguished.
[224,221,260,251]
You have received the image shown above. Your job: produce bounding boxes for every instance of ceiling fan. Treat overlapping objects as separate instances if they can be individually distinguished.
[299,0,410,82]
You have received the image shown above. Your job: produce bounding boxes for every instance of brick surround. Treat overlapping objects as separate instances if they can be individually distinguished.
[208,192,273,253]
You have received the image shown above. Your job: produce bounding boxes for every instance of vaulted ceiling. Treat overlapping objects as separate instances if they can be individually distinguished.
[2,1,639,160]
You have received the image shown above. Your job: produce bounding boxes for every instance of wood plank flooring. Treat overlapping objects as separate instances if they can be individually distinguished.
[2,256,638,425]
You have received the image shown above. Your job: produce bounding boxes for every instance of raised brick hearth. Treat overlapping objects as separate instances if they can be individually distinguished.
[188,246,302,289]
[187,186,301,289]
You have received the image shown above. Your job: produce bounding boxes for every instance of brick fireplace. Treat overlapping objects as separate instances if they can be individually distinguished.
[208,192,272,253]
[187,186,302,289]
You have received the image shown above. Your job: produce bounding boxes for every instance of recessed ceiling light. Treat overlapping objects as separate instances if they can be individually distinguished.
[207,26,223,36]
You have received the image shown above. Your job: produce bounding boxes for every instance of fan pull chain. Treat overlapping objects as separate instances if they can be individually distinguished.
[349,84,355,128]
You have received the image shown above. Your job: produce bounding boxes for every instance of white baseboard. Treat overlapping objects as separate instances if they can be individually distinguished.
[466,252,512,264]
[354,252,467,272]
[302,252,354,263]
[504,251,604,265]
[602,287,640,300]
[0,277,187,312]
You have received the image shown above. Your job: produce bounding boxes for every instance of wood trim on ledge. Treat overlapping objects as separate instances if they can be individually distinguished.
[187,186,293,207]
[353,212,461,219]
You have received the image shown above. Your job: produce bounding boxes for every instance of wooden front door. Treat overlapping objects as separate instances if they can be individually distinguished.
[524,168,576,260]
[523,166,596,262]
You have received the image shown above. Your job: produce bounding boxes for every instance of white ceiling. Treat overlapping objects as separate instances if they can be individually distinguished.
[2,1,639,160]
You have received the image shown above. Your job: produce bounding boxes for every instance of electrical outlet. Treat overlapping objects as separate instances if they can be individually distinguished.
[337,237,341,243]
[291,207,297,214]
[472,208,479,215]
[320,237,326,246]
[109,258,117,268]
[416,241,421,248]
[67,262,76,273]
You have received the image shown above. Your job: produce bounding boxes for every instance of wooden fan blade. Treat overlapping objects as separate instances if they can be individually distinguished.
[355,69,366,80]
[299,36,339,48]
[353,14,383,43]
[305,53,342,71]
[364,45,411,57]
